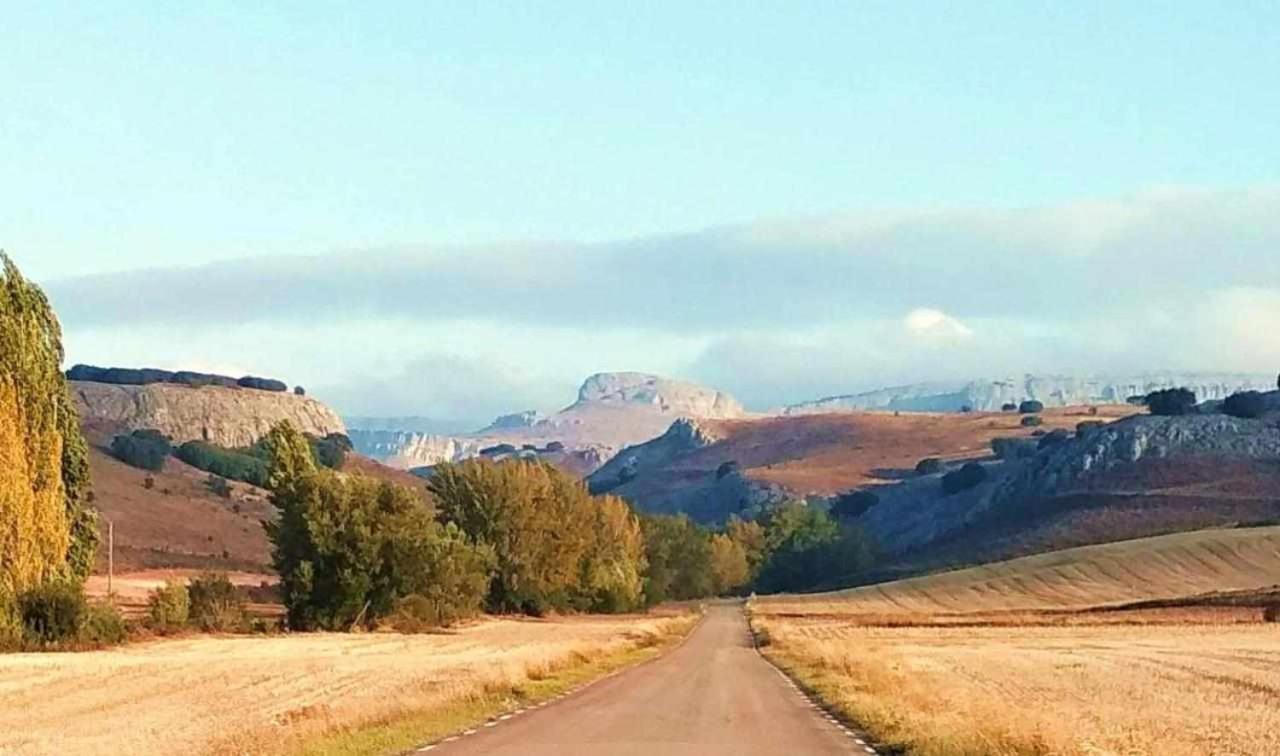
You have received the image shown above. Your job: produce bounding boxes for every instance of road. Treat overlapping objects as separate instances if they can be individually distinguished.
[417,604,872,755]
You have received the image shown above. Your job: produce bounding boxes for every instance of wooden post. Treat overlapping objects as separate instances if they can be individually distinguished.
[107,519,114,599]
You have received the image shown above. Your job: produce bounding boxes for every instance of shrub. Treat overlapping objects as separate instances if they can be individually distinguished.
[110,429,172,471]
[544,441,565,453]
[18,582,87,645]
[830,490,879,521]
[176,441,268,486]
[81,602,128,646]
[310,433,353,469]
[1076,420,1105,437]
[294,385,306,396]
[1145,387,1197,416]
[1264,605,1279,623]
[1223,391,1267,419]
[991,437,1037,460]
[1001,402,1018,412]
[1038,429,1071,449]
[915,457,945,475]
[236,376,288,392]
[1018,400,1044,414]
[187,572,246,632]
[942,462,987,496]
[148,581,190,632]
[143,475,155,490]
[1021,415,1044,427]
[716,460,740,480]
[206,474,233,498]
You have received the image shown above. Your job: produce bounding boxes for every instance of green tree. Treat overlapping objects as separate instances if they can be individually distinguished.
[264,422,492,630]
[724,516,768,579]
[709,533,750,595]
[639,514,714,605]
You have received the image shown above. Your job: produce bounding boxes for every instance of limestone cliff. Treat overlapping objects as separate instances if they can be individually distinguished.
[73,380,346,447]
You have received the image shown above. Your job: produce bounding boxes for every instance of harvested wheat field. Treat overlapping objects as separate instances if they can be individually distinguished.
[767,525,1280,617]
[0,613,691,756]
[753,619,1280,756]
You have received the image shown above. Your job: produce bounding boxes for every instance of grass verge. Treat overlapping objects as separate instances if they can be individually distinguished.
[292,612,701,756]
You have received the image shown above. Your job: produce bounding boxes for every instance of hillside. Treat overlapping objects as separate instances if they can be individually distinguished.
[759,525,1280,615]
[588,406,1136,522]
[74,380,346,447]
[350,371,748,472]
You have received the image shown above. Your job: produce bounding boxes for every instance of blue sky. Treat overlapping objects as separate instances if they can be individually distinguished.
[4,3,1279,425]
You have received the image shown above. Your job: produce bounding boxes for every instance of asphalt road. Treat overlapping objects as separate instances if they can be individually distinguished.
[417,604,871,755]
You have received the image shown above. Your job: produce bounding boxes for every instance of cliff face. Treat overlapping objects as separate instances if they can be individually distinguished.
[73,380,346,447]
[784,373,1275,414]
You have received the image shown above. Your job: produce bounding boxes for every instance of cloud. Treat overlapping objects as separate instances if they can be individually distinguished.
[41,185,1280,415]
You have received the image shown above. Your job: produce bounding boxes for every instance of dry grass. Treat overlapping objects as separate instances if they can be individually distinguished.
[0,612,695,756]
[769,526,1280,616]
[754,618,1280,756]
[752,526,1280,755]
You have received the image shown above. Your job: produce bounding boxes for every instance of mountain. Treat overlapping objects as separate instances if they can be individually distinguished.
[783,372,1275,414]
[348,372,748,472]
[73,380,346,448]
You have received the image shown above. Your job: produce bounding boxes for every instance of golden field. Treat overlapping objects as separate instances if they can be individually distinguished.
[752,526,1280,755]
[0,612,693,756]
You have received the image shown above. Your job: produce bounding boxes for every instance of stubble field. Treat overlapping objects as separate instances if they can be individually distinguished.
[0,612,693,756]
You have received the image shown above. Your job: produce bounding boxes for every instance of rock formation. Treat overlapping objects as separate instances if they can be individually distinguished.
[73,380,346,448]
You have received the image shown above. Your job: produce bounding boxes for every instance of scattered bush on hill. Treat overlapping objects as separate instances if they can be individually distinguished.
[206,474,233,498]
[1144,387,1197,416]
[716,460,740,480]
[147,581,190,632]
[1021,415,1044,427]
[991,437,1037,460]
[915,457,945,475]
[1038,429,1071,449]
[1076,420,1105,437]
[176,441,269,487]
[942,462,987,496]
[186,572,246,632]
[544,441,565,452]
[110,429,172,471]
[830,490,879,521]
[1001,402,1018,412]
[236,376,287,392]
[1264,605,1279,623]
[294,385,306,396]
[1018,400,1044,414]
[1223,391,1267,419]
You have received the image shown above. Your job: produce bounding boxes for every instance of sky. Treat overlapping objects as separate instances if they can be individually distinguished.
[4,3,1279,430]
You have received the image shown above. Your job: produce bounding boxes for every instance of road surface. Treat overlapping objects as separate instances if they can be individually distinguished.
[418,604,872,755]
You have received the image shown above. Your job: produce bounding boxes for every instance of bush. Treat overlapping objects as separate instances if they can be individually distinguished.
[309,433,352,469]
[294,385,306,396]
[176,441,268,486]
[1038,429,1071,449]
[1018,400,1044,414]
[236,376,288,392]
[942,462,987,496]
[81,602,128,646]
[206,474,233,498]
[915,457,945,475]
[1145,387,1197,416]
[1076,420,1105,437]
[148,581,190,632]
[187,572,246,632]
[830,490,878,521]
[991,437,1037,460]
[1223,391,1267,419]
[1001,402,1018,412]
[716,460,740,480]
[544,441,565,453]
[18,582,86,645]
[1021,415,1044,427]
[1264,605,1278,623]
[110,429,172,471]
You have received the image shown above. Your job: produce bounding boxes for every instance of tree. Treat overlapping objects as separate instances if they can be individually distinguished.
[942,462,987,495]
[830,490,878,521]
[0,253,97,598]
[639,514,714,605]
[724,516,768,579]
[1145,388,1197,416]
[753,502,874,593]
[110,429,172,471]
[708,533,750,595]
[1223,391,1267,419]
[264,422,493,630]
[1018,400,1044,414]
[916,457,945,475]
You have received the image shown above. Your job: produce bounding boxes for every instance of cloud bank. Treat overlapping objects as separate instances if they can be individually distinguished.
[45,186,1280,421]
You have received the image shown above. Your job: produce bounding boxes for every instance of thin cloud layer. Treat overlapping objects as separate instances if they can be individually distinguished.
[41,186,1280,417]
